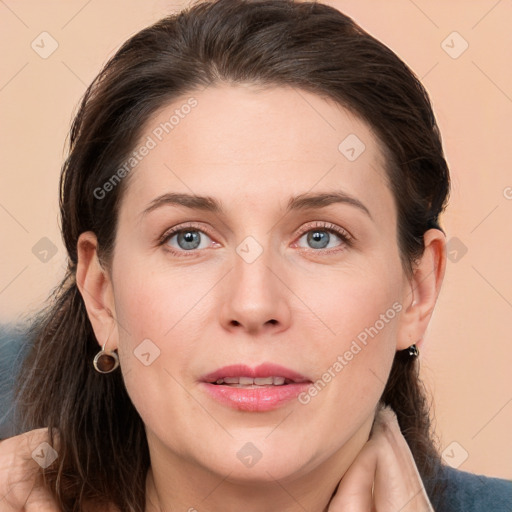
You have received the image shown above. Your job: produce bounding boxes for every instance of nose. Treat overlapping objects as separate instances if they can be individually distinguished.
[219,243,292,336]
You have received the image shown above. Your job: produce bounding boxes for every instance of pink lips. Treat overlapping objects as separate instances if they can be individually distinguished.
[200,363,312,412]
[201,363,310,384]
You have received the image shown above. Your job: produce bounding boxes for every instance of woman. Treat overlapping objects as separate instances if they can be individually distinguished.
[1,0,510,510]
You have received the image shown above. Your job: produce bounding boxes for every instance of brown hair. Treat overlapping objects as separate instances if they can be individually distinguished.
[14,0,450,510]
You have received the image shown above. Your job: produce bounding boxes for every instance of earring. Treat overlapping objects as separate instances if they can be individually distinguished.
[407,344,419,357]
[93,340,120,373]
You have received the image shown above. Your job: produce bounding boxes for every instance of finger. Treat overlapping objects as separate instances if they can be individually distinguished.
[25,471,61,512]
[0,464,38,512]
[0,428,60,512]
[328,405,433,512]
[371,407,433,512]
[327,432,378,511]
[0,430,45,512]
[1,472,58,512]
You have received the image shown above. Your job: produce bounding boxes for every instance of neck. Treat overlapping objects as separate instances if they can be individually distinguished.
[144,413,374,512]
[146,468,336,512]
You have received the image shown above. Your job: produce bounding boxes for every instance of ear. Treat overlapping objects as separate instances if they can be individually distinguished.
[76,231,118,351]
[396,228,447,351]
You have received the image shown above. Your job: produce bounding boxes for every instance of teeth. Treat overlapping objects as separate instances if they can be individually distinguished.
[254,377,273,385]
[213,376,289,386]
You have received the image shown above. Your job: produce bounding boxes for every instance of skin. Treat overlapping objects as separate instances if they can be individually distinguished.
[0,429,61,512]
[0,84,446,511]
[0,406,433,511]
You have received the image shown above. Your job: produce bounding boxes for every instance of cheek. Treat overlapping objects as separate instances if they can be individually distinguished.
[110,263,214,416]
[295,262,402,409]
[113,259,212,341]
[292,272,400,444]
[301,263,402,357]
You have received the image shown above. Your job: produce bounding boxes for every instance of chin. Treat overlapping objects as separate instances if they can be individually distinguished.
[219,459,308,484]
[198,439,316,483]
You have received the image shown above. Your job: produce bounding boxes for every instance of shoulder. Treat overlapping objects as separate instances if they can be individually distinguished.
[433,464,512,512]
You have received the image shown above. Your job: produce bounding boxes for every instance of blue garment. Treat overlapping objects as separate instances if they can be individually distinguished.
[431,464,512,511]
[1,324,511,510]
[0,323,31,439]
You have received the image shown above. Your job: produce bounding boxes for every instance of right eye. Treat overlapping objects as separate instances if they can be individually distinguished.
[159,223,219,256]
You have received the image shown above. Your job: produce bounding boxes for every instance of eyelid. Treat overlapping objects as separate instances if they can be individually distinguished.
[158,221,217,247]
[293,221,353,243]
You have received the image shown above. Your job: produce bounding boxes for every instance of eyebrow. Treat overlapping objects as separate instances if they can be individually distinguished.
[140,190,372,220]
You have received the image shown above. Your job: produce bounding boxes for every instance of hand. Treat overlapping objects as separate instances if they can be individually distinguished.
[328,404,435,512]
[0,428,61,511]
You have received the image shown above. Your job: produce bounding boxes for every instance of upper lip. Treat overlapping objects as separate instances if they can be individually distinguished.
[201,363,311,384]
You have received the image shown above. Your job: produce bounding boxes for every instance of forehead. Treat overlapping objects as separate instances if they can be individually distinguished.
[120,84,394,222]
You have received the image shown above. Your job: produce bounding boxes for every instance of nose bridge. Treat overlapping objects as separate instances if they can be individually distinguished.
[220,231,291,333]
[233,233,277,301]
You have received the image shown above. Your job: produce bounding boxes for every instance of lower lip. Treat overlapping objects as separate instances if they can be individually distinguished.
[200,382,311,412]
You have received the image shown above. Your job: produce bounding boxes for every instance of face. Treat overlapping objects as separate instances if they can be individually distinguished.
[105,84,412,483]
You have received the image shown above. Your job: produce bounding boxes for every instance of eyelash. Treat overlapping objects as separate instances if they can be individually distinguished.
[158,221,353,257]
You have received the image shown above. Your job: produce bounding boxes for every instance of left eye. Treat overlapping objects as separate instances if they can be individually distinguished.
[296,228,345,250]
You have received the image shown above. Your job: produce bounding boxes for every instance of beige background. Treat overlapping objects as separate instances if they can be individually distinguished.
[0,0,511,478]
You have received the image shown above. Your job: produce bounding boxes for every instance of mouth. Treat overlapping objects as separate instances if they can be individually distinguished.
[201,363,311,386]
[199,363,312,412]
[209,376,296,387]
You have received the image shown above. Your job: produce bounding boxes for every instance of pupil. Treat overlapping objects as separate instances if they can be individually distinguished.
[308,230,329,249]
[178,230,200,249]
